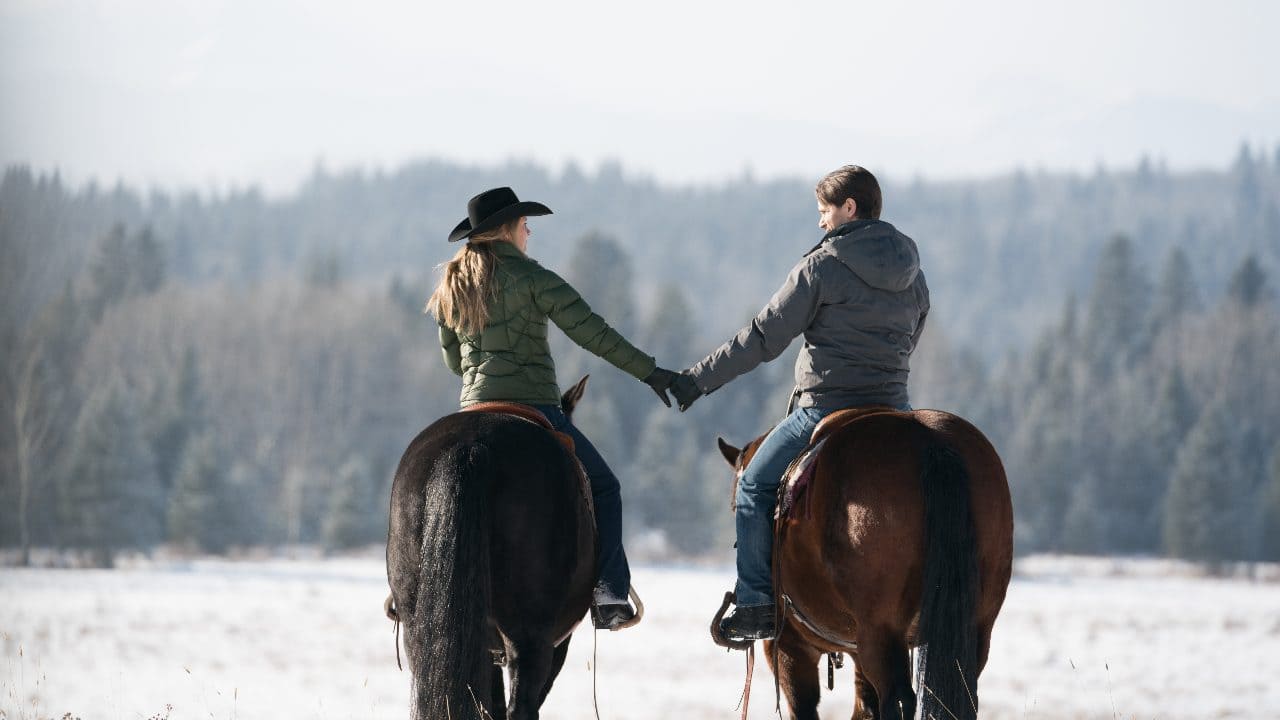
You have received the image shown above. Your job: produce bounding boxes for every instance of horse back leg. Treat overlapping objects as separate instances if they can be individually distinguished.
[489,665,508,720]
[853,664,879,719]
[505,641,556,720]
[767,633,823,720]
[535,638,572,708]
[854,628,914,720]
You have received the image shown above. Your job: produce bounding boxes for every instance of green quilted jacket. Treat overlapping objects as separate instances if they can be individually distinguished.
[438,241,656,406]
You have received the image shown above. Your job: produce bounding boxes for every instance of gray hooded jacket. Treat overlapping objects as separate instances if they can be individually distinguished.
[688,219,929,410]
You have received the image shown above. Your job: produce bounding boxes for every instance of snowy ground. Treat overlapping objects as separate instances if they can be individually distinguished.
[2,553,1279,719]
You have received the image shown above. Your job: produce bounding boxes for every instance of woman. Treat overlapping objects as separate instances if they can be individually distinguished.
[427,187,677,630]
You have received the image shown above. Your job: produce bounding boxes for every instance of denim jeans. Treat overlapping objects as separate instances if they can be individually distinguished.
[533,404,630,604]
[733,407,832,607]
[734,402,912,608]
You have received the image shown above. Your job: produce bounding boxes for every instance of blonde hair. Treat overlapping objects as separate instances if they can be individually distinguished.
[425,220,520,335]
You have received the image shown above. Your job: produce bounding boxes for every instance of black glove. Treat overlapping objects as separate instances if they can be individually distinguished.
[670,372,703,412]
[642,367,677,407]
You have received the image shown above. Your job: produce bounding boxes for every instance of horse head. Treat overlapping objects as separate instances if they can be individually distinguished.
[715,434,767,512]
[560,374,589,422]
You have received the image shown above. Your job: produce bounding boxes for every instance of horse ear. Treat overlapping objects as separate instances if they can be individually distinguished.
[561,375,589,415]
[717,437,740,467]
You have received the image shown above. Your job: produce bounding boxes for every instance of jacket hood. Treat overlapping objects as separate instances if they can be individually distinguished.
[822,219,920,292]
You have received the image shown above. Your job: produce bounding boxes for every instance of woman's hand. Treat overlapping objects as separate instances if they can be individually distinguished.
[642,367,678,407]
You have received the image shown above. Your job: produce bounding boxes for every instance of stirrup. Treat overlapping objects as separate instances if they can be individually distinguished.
[592,586,645,631]
[719,604,777,641]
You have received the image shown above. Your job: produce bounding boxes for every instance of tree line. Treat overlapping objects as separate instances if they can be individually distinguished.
[1,144,1277,566]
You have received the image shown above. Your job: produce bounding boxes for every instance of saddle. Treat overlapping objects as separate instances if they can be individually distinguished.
[462,402,576,454]
[809,405,898,445]
[777,405,902,520]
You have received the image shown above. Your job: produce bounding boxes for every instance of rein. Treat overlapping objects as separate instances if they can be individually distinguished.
[709,591,756,720]
[590,586,644,720]
[592,629,601,720]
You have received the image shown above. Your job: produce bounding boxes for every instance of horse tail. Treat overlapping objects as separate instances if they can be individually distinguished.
[409,441,493,720]
[917,443,980,720]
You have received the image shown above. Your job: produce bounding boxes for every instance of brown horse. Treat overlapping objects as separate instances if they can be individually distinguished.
[385,377,596,720]
[716,407,1013,720]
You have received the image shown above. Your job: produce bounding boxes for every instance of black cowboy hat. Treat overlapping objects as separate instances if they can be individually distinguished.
[448,187,552,243]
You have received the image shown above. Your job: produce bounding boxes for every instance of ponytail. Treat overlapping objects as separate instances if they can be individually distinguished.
[425,221,519,335]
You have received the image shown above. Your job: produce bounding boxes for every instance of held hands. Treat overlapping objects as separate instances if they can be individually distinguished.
[641,366,703,411]
[642,367,678,407]
[670,372,703,412]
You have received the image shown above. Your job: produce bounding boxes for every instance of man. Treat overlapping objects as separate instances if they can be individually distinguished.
[670,165,930,641]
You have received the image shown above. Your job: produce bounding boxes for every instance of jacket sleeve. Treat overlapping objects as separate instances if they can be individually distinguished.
[530,267,657,380]
[688,255,822,394]
[908,271,931,353]
[439,323,463,376]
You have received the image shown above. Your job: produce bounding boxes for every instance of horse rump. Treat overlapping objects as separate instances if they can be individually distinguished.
[917,443,980,720]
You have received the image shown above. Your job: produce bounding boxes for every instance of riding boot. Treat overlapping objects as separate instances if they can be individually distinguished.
[719,603,777,641]
[591,601,636,630]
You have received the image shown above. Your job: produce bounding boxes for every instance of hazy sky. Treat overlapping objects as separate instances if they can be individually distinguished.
[2,0,1278,195]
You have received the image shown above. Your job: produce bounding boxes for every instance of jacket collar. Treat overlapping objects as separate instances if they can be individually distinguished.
[488,240,527,259]
[821,218,881,242]
[806,219,884,256]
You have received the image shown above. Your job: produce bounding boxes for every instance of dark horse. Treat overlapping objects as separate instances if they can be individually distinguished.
[716,407,1013,720]
[386,377,596,720]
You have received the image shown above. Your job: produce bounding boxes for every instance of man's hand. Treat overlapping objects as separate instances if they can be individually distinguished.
[642,367,677,407]
[670,372,703,412]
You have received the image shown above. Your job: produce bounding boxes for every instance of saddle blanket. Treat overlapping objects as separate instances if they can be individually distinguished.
[777,438,827,520]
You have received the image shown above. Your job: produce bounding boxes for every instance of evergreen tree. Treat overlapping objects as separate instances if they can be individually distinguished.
[166,432,232,553]
[133,225,166,294]
[1163,402,1243,564]
[87,224,131,320]
[86,224,166,320]
[1144,366,1199,528]
[1148,246,1200,335]
[322,455,379,551]
[1083,234,1150,373]
[1227,254,1268,308]
[1062,471,1105,554]
[565,392,628,476]
[1017,415,1077,552]
[1232,142,1262,221]
[1099,372,1167,554]
[388,272,424,322]
[564,232,637,337]
[148,347,207,494]
[224,462,269,547]
[641,284,697,369]
[303,247,343,288]
[59,376,163,567]
[561,232,649,462]
[629,408,712,555]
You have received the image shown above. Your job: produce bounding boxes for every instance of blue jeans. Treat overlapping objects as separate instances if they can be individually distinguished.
[533,404,630,604]
[734,403,911,608]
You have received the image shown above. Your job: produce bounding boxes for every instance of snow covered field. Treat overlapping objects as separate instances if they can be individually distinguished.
[2,553,1278,719]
